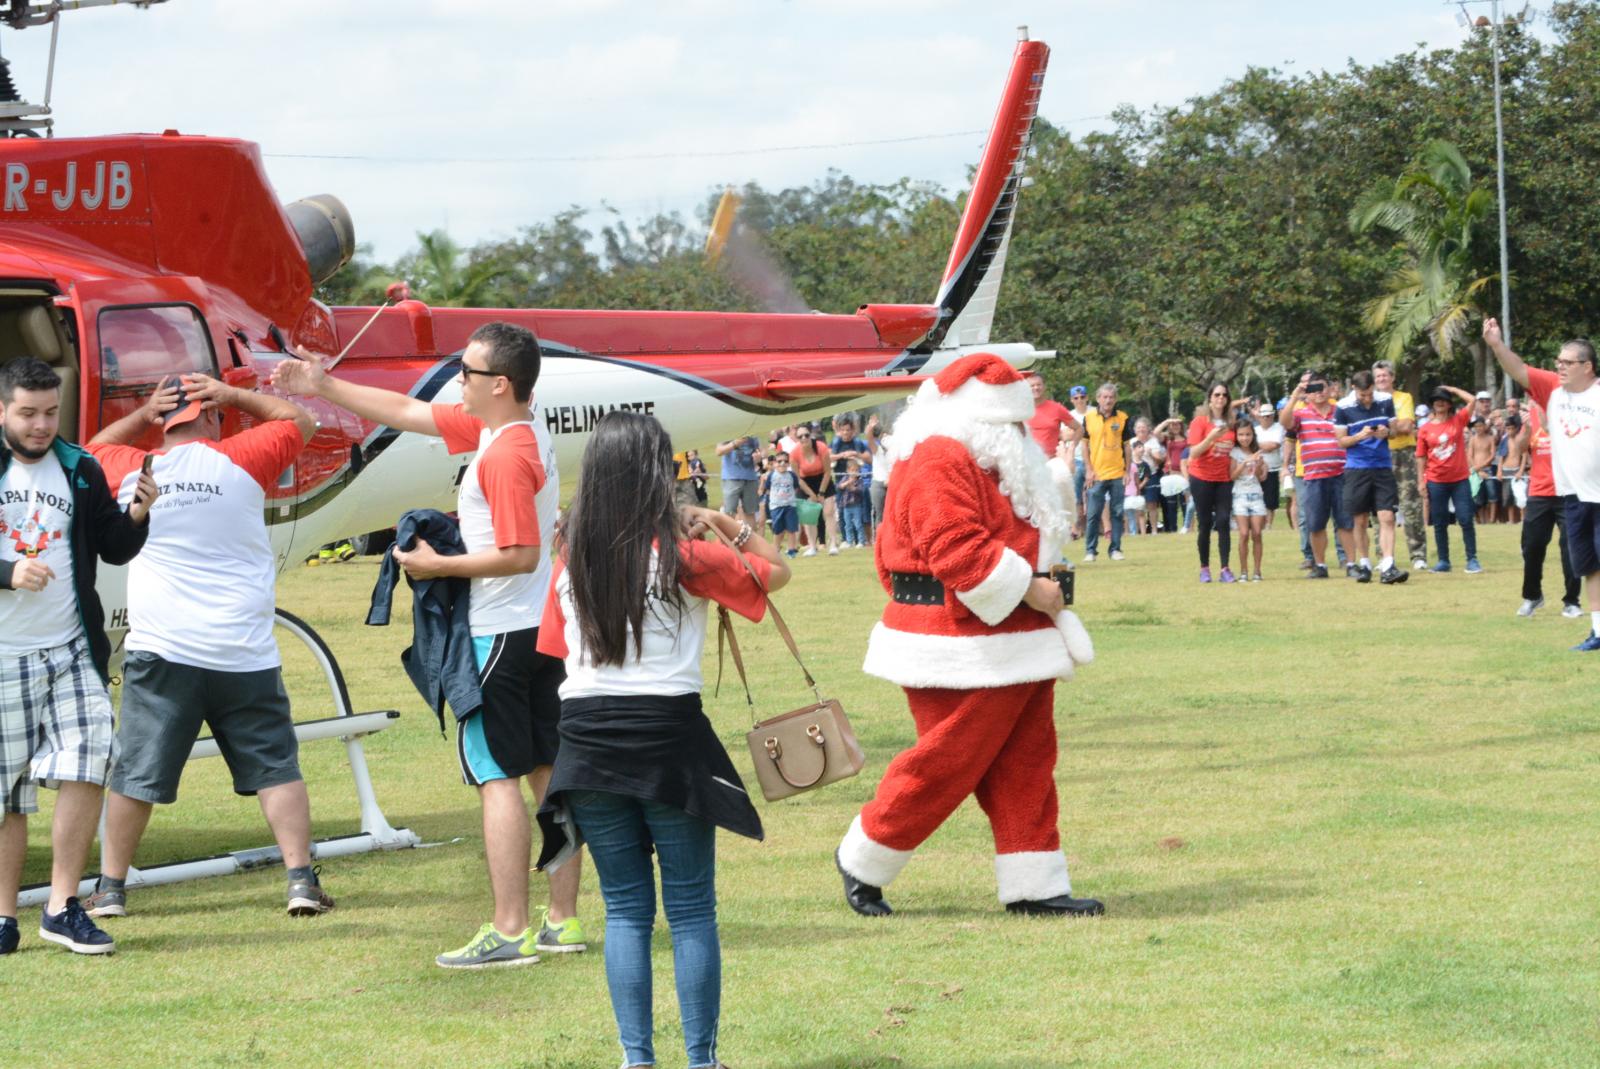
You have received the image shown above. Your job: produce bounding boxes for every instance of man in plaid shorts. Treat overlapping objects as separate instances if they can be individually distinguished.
[0,358,158,956]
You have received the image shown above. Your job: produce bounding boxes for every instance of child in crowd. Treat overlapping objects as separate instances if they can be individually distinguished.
[837,458,868,548]
[1230,419,1268,581]
[765,452,801,556]
[1134,442,1162,533]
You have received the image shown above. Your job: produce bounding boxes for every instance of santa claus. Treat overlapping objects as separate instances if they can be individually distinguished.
[836,352,1101,917]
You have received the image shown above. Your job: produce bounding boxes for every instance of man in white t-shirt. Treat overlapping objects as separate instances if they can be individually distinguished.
[1485,318,1600,651]
[274,321,583,968]
[86,372,325,920]
[0,358,157,956]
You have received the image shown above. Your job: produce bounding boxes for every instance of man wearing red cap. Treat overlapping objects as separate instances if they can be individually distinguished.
[85,374,331,919]
[835,353,1102,917]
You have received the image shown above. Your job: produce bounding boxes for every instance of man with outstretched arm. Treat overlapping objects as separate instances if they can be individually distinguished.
[273,321,586,966]
[85,371,328,920]
[1483,318,1600,650]
[0,358,157,956]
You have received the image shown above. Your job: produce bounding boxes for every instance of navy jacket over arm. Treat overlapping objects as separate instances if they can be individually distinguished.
[367,509,482,730]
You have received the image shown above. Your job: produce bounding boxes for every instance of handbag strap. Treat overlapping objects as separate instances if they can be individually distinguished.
[706,525,823,707]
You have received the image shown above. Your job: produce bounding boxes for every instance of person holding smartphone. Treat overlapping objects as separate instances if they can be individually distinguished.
[1185,384,1239,582]
[1280,372,1358,579]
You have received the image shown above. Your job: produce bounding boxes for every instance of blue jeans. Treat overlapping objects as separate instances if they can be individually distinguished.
[1083,478,1124,554]
[568,791,721,1069]
[839,502,869,545]
[1426,479,1478,563]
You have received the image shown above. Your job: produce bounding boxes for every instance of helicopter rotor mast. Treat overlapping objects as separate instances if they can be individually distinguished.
[0,0,169,137]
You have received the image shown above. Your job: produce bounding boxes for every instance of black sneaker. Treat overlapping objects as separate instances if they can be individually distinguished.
[1306,564,1329,579]
[1380,565,1409,585]
[0,916,18,955]
[287,869,336,917]
[1006,893,1106,917]
[1356,565,1373,584]
[39,897,115,955]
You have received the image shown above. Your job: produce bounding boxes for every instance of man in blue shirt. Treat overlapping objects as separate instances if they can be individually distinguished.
[715,434,761,521]
[1336,370,1406,585]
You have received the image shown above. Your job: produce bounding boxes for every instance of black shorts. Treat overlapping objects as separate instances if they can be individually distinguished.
[1262,470,1281,512]
[1475,476,1502,506]
[111,653,299,805]
[457,627,565,786]
[1566,497,1600,578]
[1344,467,1399,516]
[801,472,836,499]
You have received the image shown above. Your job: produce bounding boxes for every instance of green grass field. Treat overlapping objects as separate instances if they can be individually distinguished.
[10,520,1600,1068]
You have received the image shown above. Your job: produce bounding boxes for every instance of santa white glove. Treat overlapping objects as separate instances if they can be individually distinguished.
[1053,609,1094,680]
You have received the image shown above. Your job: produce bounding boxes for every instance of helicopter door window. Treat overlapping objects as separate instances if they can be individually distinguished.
[97,304,219,447]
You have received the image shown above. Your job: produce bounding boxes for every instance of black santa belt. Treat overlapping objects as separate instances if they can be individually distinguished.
[891,570,1066,606]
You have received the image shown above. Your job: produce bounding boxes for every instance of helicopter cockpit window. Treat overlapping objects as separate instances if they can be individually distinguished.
[97,304,219,444]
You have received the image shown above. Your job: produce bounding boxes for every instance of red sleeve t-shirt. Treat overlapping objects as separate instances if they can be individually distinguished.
[1185,416,1235,482]
[1027,400,1077,455]
[92,421,304,493]
[1414,407,1473,484]
[789,442,830,478]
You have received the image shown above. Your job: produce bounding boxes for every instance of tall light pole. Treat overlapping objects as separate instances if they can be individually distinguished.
[1457,1,1523,396]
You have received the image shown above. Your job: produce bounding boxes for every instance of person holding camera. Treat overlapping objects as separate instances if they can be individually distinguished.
[715,434,761,522]
[1185,384,1241,582]
[1281,372,1358,579]
[1335,370,1407,585]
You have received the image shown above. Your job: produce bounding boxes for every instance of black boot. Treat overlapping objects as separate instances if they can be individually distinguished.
[836,851,892,916]
[1005,893,1104,917]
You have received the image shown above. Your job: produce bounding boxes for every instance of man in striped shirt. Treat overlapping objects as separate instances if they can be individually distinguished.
[1281,372,1357,579]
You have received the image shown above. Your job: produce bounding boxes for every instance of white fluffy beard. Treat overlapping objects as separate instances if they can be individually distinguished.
[887,390,1072,556]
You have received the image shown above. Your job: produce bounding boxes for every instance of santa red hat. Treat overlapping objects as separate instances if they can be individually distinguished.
[918,352,1034,424]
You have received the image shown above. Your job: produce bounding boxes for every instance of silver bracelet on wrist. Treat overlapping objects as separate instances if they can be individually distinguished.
[733,522,754,548]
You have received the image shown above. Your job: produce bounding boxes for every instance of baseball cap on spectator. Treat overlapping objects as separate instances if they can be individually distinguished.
[162,388,205,432]
[1475,390,1491,400]
[1069,385,1088,397]
[1428,387,1453,405]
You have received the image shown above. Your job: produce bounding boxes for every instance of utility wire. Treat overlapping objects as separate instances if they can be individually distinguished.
[263,115,1111,165]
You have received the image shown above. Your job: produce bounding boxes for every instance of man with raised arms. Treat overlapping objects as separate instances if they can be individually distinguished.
[86,371,325,921]
[273,322,586,965]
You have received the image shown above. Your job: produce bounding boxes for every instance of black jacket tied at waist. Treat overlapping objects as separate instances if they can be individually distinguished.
[535,693,763,872]
[367,509,481,731]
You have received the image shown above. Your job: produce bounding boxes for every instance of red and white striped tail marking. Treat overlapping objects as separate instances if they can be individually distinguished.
[929,37,1050,350]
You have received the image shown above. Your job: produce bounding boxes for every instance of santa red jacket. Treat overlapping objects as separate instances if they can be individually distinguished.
[863,435,1077,689]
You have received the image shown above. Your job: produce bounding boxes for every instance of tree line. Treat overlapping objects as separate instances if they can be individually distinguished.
[317,2,1600,417]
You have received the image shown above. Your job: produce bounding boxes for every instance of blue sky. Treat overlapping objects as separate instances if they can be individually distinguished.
[2,0,1531,263]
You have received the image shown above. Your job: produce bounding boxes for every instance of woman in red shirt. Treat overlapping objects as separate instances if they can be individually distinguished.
[1414,385,1478,572]
[789,428,838,556]
[1186,384,1239,583]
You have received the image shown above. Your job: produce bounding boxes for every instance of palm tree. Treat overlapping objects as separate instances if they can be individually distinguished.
[1349,140,1499,389]
[397,230,509,308]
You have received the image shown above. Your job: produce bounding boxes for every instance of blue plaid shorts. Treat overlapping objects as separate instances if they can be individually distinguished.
[0,636,117,817]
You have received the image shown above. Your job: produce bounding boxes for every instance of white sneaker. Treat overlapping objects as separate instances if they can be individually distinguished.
[802,548,817,557]
[1109,550,1125,561]
[1563,603,1584,619]
[1082,551,1097,562]
[1517,597,1544,618]
[827,546,840,556]
[1412,559,1428,572]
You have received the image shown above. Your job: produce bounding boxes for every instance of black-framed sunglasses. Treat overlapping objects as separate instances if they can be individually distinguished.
[456,359,500,381]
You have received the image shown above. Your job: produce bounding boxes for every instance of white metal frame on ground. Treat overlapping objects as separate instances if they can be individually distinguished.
[17,608,420,910]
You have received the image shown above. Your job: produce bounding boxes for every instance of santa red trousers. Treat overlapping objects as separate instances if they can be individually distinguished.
[838,678,1074,904]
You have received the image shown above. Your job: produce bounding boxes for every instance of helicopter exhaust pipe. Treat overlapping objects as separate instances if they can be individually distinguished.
[285,194,355,285]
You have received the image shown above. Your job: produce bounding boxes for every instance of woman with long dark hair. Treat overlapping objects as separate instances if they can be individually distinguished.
[535,411,790,1069]
[1185,383,1239,582]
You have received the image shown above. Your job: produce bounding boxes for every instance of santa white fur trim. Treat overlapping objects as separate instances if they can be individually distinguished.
[994,850,1072,904]
[863,622,1073,689]
[888,384,1072,557]
[938,370,1034,424]
[838,813,915,888]
[955,547,1033,626]
[1055,609,1095,667]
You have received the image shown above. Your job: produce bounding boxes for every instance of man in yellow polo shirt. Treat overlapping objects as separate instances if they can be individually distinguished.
[1374,361,1426,569]
[1081,382,1134,562]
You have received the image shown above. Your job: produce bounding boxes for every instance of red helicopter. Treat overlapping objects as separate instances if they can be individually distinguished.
[1,0,1052,903]
[1,5,1052,596]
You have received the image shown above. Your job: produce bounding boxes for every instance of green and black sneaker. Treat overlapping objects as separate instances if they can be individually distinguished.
[435,923,540,969]
[534,908,588,954]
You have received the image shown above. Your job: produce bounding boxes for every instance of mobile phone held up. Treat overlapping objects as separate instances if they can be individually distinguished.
[141,454,155,476]
[1049,563,1075,607]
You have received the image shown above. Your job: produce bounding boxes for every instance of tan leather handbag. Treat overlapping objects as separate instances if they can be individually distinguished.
[710,530,865,802]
